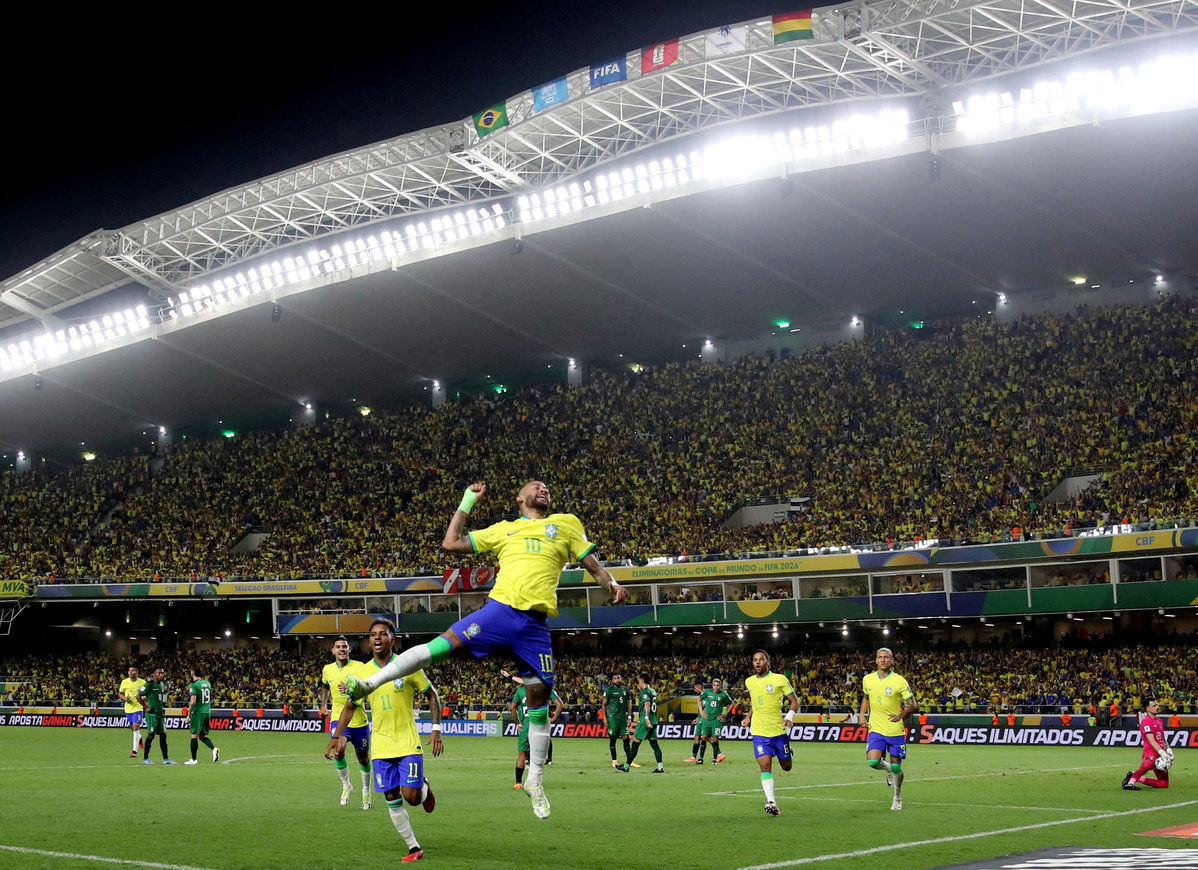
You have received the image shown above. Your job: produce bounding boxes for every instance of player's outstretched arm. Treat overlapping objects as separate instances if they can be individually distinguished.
[582,553,626,603]
[324,703,355,759]
[442,483,485,554]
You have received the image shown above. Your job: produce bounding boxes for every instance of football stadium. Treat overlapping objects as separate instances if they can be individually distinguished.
[3,1,1198,868]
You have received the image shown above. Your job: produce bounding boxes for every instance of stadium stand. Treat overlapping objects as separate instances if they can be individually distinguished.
[3,639,1194,716]
[2,297,1197,584]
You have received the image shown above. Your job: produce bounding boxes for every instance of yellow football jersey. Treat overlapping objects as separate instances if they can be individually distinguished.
[322,660,367,728]
[470,512,596,616]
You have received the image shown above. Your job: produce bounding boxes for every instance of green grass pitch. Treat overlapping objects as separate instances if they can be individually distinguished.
[1,730,1194,870]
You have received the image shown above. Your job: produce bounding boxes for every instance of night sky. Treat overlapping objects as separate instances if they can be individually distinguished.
[0,2,833,286]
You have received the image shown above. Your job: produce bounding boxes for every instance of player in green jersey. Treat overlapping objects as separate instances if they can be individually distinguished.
[620,674,664,773]
[137,667,176,765]
[860,647,916,811]
[603,673,633,768]
[184,666,218,765]
[319,636,372,808]
[346,480,626,820]
[328,618,443,863]
[510,684,562,789]
[688,678,733,764]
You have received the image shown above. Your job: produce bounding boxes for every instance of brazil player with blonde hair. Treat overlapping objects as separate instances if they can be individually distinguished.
[743,650,798,816]
[860,647,917,811]
[347,481,626,821]
[328,618,443,863]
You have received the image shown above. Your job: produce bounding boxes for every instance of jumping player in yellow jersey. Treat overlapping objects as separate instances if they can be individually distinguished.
[327,619,443,863]
[319,636,371,809]
[347,481,626,821]
[860,647,917,811]
[743,650,798,817]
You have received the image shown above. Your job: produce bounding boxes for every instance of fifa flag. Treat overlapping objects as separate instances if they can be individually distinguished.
[773,10,815,43]
[590,56,627,89]
[705,24,747,58]
[473,103,509,138]
[642,38,680,74]
[532,76,569,114]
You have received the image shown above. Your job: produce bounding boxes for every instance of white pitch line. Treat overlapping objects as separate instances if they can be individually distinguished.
[0,845,220,870]
[734,799,1198,870]
[706,763,1112,796]
[781,797,1107,813]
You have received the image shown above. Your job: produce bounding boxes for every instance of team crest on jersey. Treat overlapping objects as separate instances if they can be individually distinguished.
[885,686,893,695]
[545,524,558,538]
[393,678,405,690]
[766,684,775,694]
[465,623,482,638]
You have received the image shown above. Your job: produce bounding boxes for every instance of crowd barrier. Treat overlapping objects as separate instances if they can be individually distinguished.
[5,709,1190,750]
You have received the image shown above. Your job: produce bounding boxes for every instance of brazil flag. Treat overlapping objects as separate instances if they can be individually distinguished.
[473,103,509,139]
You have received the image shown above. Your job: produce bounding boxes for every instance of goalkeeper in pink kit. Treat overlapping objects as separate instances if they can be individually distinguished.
[1122,695,1172,790]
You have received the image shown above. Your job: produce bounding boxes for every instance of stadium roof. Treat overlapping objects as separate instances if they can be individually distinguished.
[2,0,1198,458]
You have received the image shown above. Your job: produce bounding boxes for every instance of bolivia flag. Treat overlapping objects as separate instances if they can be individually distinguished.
[773,10,814,43]
[473,103,509,138]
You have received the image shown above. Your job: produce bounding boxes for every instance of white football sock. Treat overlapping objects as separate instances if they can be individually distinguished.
[337,766,350,786]
[387,802,419,849]
[526,720,551,787]
[762,774,777,803]
[363,645,433,692]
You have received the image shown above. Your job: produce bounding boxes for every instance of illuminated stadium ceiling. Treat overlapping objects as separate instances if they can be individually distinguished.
[2,0,1198,457]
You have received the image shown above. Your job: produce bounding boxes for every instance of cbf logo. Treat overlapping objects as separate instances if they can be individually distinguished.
[376,773,384,788]
[393,678,405,690]
[545,524,558,539]
[885,686,893,695]
[465,623,482,638]
[766,684,775,694]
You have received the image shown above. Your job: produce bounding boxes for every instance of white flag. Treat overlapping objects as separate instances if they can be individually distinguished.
[705,24,747,58]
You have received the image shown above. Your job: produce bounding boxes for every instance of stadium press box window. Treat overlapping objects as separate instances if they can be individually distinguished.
[799,575,867,599]
[1028,561,1109,588]
[951,566,1027,593]
[1116,557,1164,584]
[871,572,945,595]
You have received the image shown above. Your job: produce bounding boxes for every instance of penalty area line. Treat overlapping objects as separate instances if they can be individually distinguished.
[734,799,1198,870]
[0,844,220,870]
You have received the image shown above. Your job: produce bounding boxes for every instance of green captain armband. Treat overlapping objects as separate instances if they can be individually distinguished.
[458,489,479,514]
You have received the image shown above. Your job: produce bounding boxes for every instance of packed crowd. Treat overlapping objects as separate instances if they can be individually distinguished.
[2,297,1197,583]
[3,637,1195,715]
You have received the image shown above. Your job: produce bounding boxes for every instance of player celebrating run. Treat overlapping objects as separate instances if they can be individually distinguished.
[138,666,176,765]
[118,665,146,758]
[184,666,219,765]
[689,678,733,764]
[327,618,443,863]
[603,673,633,768]
[347,481,625,820]
[743,650,798,816]
[860,647,917,811]
[319,636,372,808]
[1123,694,1172,790]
